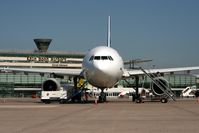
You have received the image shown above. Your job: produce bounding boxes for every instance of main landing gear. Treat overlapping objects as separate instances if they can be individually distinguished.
[132,75,142,103]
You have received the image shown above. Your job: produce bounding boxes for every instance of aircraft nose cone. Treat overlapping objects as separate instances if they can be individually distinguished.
[91,61,117,87]
[93,61,109,75]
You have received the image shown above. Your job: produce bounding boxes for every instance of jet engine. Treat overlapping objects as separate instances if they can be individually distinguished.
[151,77,170,96]
[42,78,61,91]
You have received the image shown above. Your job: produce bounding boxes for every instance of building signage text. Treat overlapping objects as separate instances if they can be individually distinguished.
[27,56,68,63]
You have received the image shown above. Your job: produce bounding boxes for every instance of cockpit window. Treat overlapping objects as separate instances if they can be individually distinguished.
[101,56,108,60]
[108,56,113,60]
[94,56,100,60]
[89,56,114,61]
[89,56,94,61]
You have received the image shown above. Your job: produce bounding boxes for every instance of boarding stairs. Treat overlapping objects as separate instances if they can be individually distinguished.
[139,67,176,101]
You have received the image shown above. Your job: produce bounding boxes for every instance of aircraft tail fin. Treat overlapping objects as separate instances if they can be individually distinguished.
[107,16,111,47]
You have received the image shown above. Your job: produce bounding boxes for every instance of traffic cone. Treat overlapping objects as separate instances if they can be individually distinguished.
[94,98,98,105]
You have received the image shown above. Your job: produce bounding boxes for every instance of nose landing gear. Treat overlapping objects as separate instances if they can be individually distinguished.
[99,88,107,103]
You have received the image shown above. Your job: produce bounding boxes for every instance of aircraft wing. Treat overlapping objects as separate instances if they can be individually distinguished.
[123,66,199,77]
[0,67,82,76]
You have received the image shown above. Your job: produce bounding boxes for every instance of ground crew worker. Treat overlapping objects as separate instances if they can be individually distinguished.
[195,90,199,103]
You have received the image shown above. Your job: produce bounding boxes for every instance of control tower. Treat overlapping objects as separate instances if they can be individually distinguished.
[34,39,52,52]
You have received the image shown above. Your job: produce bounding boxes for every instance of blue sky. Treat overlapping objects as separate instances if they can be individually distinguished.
[0,0,199,68]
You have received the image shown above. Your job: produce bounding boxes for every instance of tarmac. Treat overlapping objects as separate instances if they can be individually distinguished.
[0,98,199,133]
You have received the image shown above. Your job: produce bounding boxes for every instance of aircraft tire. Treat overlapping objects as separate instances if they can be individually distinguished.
[136,98,142,103]
[160,98,168,103]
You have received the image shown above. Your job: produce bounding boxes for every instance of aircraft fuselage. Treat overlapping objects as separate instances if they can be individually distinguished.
[82,46,124,88]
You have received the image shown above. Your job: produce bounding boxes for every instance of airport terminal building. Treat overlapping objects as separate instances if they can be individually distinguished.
[0,39,84,97]
[0,39,198,98]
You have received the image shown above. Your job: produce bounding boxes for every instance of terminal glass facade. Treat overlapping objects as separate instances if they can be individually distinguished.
[0,72,197,98]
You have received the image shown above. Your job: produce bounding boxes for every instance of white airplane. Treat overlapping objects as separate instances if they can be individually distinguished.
[1,16,199,102]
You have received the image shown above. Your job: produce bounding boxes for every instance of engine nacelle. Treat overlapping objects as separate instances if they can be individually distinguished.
[42,78,61,91]
[151,77,170,96]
